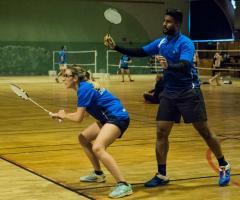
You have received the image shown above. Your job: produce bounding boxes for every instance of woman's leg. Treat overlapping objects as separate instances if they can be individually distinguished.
[78,122,101,170]
[92,123,125,182]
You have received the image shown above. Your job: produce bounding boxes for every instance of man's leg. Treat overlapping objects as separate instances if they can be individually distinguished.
[144,121,174,187]
[126,69,134,82]
[193,122,223,158]
[156,121,174,167]
[55,65,62,83]
[120,68,125,82]
[193,121,230,186]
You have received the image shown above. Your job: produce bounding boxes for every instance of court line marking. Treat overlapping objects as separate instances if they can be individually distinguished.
[0,155,95,200]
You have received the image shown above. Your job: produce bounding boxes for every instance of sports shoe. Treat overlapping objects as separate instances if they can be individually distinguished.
[219,163,231,186]
[144,173,169,187]
[55,77,59,83]
[80,171,106,183]
[109,183,133,198]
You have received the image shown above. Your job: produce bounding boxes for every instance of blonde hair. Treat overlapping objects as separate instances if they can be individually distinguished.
[67,65,101,89]
[67,66,87,81]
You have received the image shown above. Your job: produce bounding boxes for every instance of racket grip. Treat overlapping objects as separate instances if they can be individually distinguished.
[49,112,63,123]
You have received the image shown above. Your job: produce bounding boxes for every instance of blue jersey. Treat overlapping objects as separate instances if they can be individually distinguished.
[59,50,67,64]
[120,55,130,68]
[143,33,200,93]
[77,81,129,122]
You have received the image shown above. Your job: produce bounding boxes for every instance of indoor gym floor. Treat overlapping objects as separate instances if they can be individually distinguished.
[0,75,239,200]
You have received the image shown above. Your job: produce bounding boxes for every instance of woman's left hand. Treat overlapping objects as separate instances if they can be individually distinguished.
[57,110,66,119]
[49,110,65,119]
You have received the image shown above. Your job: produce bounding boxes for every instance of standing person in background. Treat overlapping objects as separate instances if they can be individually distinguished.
[50,66,133,198]
[55,46,67,83]
[193,51,200,68]
[209,52,222,86]
[119,55,134,82]
[104,8,230,188]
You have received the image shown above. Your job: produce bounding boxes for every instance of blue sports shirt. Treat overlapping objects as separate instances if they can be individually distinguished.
[77,81,129,122]
[143,33,200,92]
[59,50,67,64]
[120,55,130,68]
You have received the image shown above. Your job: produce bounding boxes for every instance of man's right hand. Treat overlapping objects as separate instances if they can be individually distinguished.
[104,34,116,49]
[156,55,168,69]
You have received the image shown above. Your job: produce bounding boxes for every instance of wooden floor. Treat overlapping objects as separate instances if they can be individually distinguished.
[0,75,239,200]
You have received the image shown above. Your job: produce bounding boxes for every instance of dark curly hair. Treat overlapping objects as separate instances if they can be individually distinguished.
[165,8,183,24]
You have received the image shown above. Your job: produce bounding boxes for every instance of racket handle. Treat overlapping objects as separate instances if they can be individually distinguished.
[49,112,63,123]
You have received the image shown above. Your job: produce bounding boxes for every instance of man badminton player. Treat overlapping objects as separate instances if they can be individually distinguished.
[119,55,134,82]
[104,8,230,187]
[55,46,67,83]
[50,66,133,198]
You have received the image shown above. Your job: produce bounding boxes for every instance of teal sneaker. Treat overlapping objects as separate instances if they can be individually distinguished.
[109,183,133,198]
[80,171,106,183]
[219,163,231,186]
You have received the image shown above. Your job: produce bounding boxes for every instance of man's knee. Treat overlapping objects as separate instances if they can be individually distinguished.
[193,122,214,140]
[157,127,169,140]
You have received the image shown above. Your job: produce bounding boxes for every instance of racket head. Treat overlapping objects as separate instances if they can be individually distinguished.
[10,84,29,100]
[104,8,122,25]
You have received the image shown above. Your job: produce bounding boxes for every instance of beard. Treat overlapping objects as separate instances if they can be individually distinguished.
[163,27,176,35]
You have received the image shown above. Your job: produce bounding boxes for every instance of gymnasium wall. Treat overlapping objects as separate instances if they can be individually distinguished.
[0,0,189,75]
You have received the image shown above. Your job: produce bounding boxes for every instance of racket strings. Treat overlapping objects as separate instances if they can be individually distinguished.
[10,84,29,100]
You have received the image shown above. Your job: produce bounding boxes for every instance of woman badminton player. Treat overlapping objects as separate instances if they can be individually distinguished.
[50,66,133,198]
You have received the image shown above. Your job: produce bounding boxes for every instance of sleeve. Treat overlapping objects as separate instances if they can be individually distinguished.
[142,39,161,56]
[77,84,95,107]
[168,40,195,73]
[179,40,195,62]
[168,61,191,73]
[114,46,148,57]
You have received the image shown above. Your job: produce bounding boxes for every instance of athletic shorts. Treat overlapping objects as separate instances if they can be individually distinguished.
[156,88,207,123]
[120,66,129,70]
[98,118,130,138]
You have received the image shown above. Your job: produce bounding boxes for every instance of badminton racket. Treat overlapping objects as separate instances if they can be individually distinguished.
[10,84,62,122]
[104,8,122,34]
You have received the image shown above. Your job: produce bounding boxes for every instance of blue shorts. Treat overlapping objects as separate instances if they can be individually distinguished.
[98,118,130,138]
[156,88,207,123]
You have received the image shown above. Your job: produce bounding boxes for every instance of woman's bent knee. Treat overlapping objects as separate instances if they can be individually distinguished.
[78,133,91,146]
[92,144,105,157]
